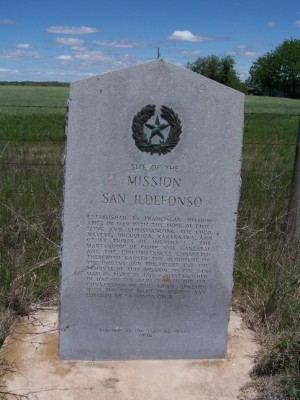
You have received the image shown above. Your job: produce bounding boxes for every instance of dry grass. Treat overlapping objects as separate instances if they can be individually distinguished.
[235,207,300,399]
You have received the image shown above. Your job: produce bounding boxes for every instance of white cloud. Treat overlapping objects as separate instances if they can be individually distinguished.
[0,68,19,73]
[70,46,87,51]
[0,51,152,81]
[53,46,149,76]
[55,37,85,46]
[239,70,250,81]
[294,20,300,28]
[56,55,73,61]
[93,40,145,48]
[0,18,15,24]
[56,49,113,64]
[237,44,260,58]
[168,30,214,42]
[178,50,201,55]
[243,51,260,58]
[228,44,259,61]
[73,50,113,62]
[46,25,99,34]
[16,43,32,49]
[0,49,40,60]
[267,21,276,28]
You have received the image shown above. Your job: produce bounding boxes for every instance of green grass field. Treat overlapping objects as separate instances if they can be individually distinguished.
[245,95,300,115]
[0,85,69,106]
[0,87,299,399]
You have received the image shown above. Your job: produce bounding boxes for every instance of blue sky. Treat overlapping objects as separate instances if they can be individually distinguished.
[1,0,300,82]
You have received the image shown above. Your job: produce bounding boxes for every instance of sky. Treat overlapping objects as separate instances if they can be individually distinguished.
[1,0,300,82]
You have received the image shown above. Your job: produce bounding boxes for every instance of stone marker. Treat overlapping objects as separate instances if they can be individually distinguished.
[59,60,244,360]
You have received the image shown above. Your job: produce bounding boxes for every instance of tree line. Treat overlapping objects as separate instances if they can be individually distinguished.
[0,81,69,87]
[186,38,300,98]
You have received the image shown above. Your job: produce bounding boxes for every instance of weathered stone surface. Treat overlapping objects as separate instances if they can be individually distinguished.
[60,60,244,360]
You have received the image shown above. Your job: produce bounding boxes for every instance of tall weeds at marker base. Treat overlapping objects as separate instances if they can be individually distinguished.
[234,152,300,400]
[0,113,64,347]
[0,201,61,346]
[235,109,300,399]
[235,211,300,398]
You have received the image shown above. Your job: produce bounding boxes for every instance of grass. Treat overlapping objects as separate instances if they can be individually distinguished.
[0,85,69,107]
[236,96,300,399]
[0,85,67,141]
[245,95,300,115]
[0,88,300,398]
[0,108,66,141]
[0,86,66,346]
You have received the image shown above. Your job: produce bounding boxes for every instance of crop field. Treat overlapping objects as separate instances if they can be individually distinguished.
[0,86,300,398]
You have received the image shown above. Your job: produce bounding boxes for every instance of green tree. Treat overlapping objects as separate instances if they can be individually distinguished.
[276,38,300,97]
[248,38,300,97]
[186,55,245,91]
[247,51,280,96]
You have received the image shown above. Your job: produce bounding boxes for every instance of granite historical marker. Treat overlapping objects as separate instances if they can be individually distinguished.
[59,60,244,360]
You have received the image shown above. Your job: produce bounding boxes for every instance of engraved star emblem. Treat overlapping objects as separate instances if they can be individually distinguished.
[145,116,169,143]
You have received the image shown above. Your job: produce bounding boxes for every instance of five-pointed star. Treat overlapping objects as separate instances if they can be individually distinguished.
[146,116,169,142]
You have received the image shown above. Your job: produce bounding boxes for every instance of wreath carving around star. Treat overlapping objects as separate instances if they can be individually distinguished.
[132,104,182,155]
